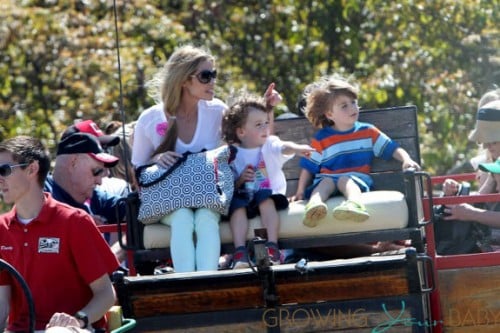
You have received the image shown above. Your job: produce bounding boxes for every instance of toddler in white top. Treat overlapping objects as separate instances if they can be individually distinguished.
[222,93,315,269]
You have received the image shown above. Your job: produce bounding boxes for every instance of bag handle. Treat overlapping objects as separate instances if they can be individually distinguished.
[136,152,190,188]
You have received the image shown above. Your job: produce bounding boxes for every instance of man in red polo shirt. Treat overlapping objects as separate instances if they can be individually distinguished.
[0,136,119,332]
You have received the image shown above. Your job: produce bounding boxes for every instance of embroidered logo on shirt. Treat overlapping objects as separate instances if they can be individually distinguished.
[38,237,60,253]
[0,245,14,251]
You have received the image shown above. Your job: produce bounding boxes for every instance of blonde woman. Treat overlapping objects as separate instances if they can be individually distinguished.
[132,45,281,272]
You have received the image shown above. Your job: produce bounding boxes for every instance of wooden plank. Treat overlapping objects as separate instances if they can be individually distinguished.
[126,270,409,318]
[442,324,500,333]
[438,266,500,328]
[277,269,409,305]
[130,285,264,317]
[128,296,425,333]
[122,258,414,319]
[116,254,430,331]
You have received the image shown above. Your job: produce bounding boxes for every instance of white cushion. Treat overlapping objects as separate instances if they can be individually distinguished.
[143,190,408,249]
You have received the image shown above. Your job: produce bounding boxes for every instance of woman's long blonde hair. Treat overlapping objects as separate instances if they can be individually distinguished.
[148,45,214,154]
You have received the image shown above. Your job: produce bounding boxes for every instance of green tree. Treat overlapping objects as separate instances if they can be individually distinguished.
[0,0,498,178]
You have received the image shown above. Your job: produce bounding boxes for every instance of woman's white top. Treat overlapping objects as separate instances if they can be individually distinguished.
[132,98,227,167]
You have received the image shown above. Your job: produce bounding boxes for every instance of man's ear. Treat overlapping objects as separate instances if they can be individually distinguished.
[27,160,39,176]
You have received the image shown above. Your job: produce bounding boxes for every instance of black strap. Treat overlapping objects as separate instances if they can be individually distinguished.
[136,152,190,188]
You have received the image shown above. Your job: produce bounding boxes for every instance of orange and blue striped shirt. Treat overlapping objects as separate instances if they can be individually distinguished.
[300,121,399,176]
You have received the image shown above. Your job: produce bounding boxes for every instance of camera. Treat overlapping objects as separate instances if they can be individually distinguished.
[434,181,471,219]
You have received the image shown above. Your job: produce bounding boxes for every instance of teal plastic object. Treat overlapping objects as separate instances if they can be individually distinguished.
[110,318,137,333]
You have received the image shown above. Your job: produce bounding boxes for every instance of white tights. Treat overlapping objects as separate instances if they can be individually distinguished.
[161,208,220,272]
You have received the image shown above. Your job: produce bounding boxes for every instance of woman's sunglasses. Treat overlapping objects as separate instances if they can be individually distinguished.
[0,163,29,177]
[193,69,217,84]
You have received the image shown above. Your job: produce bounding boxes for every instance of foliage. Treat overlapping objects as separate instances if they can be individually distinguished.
[0,0,498,177]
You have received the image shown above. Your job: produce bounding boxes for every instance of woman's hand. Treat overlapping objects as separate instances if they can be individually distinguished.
[154,151,182,168]
[264,82,282,108]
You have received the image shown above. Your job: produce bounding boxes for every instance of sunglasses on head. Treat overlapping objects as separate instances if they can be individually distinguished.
[193,69,217,84]
[0,163,29,177]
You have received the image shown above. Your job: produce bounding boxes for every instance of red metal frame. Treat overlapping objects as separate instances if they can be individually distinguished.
[424,173,500,332]
[429,172,477,185]
[97,224,137,276]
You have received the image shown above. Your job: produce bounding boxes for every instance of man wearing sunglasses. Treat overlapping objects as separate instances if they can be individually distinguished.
[0,135,119,332]
[44,132,125,224]
[47,122,131,269]
[60,119,130,197]
[43,132,129,258]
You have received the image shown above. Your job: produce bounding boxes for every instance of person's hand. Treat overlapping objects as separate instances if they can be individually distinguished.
[442,178,460,196]
[289,191,304,202]
[402,159,421,171]
[155,151,182,168]
[294,144,315,158]
[443,203,476,221]
[46,312,82,330]
[240,165,255,183]
[264,82,282,108]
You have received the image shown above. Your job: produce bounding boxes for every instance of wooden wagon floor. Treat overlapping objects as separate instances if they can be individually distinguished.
[115,250,435,332]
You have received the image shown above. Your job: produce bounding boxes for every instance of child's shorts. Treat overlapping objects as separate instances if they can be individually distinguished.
[305,172,373,199]
[229,188,289,219]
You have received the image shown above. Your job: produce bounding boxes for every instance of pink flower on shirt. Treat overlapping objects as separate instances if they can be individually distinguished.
[156,122,168,136]
[260,179,271,189]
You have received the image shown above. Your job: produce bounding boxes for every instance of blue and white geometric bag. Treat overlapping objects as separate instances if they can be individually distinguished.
[136,145,236,224]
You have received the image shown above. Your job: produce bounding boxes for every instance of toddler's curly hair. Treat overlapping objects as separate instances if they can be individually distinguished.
[304,76,359,128]
[222,93,269,144]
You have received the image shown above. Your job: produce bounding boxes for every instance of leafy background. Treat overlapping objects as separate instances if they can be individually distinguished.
[0,0,499,209]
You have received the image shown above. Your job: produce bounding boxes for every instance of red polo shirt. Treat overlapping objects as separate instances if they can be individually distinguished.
[0,193,119,331]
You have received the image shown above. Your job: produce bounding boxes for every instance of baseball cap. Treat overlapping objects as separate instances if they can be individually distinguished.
[478,158,500,174]
[468,100,500,144]
[57,133,119,168]
[62,120,120,148]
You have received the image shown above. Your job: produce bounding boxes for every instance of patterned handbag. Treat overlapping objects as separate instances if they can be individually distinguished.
[136,145,236,224]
